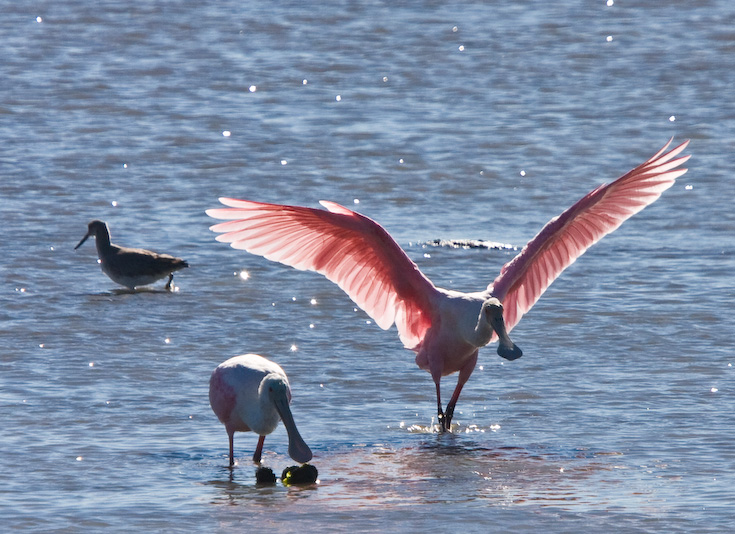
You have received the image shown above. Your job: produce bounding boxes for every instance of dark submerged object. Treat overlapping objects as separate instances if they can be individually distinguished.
[255,466,276,485]
[281,464,318,485]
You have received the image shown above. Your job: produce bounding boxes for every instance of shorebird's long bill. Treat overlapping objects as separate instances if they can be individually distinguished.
[273,393,313,464]
[494,317,523,361]
[74,232,91,250]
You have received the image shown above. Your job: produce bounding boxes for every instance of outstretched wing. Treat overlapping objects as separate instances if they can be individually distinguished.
[488,138,690,335]
[206,199,438,349]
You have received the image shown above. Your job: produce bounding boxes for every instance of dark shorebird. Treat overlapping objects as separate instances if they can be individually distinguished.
[74,220,188,291]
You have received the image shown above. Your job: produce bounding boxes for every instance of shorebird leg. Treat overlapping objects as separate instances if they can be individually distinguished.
[443,351,478,431]
[444,403,455,429]
[252,435,266,464]
[165,273,174,291]
[228,430,235,467]
[435,383,448,432]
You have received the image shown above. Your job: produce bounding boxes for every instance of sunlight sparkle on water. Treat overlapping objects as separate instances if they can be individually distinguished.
[249,85,257,92]
[310,298,317,305]
[606,35,613,42]
[111,200,118,207]
[238,270,249,280]
[290,344,298,352]
[669,115,676,122]
[407,423,434,433]
[36,16,43,23]
[607,0,614,6]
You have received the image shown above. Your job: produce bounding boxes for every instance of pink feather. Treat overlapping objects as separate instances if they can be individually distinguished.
[488,138,690,337]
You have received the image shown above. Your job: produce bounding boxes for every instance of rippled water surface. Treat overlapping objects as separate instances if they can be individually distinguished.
[2,1,734,532]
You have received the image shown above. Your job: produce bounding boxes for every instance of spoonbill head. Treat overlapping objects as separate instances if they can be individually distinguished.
[209,354,312,466]
[75,220,188,291]
[206,139,690,432]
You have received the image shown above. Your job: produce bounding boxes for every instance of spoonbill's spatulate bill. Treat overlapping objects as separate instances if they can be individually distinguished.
[75,220,188,291]
[206,139,690,431]
[209,354,313,466]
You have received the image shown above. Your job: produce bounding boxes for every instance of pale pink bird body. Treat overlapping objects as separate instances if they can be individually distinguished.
[206,139,690,431]
[209,354,312,466]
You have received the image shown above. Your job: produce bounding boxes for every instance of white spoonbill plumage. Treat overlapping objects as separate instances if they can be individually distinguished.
[75,220,188,291]
[209,354,312,466]
[206,139,690,431]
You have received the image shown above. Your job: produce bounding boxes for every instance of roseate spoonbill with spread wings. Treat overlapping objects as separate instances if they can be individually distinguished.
[206,139,690,431]
[209,354,313,466]
[75,220,188,291]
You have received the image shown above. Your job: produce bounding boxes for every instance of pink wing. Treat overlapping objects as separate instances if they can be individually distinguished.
[488,138,690,335]
[206,199,438,350]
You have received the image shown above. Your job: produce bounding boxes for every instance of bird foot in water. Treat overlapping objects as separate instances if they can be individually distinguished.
[444,405,455,431]
[437,406,455,432]
[436,414,450,433]
[165,274,174,291]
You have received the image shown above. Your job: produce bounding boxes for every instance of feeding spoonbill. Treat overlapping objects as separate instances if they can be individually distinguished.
[209,354,313,466]
[75,220,188,291]
[206,139,690,431]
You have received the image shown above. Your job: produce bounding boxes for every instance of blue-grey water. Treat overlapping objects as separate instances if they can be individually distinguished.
[2,1,734,532]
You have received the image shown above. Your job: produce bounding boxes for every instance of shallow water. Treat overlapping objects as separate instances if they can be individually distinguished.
[2,1,734,532]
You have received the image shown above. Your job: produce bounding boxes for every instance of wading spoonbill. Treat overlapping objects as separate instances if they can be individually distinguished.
[209,354,312,466]
[75,220,188,291]
[206,139,689,431]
